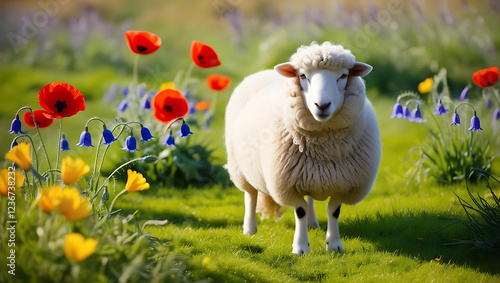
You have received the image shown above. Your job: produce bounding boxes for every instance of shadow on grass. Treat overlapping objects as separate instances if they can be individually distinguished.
[317,210,500,275]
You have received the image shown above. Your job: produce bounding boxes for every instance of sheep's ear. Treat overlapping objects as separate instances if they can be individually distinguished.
[349,62,373,77]
[274,63,297,78]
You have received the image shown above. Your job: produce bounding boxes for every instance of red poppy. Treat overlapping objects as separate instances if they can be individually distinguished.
[38,82,85,119]
[23,110,54,128]
[472,67,499,88]
[124,30,162,55]
[206,74,230,91]
[191,40,221,68]
[152,89,189,124]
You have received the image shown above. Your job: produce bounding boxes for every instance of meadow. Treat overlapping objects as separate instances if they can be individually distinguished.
[0,0,499,282]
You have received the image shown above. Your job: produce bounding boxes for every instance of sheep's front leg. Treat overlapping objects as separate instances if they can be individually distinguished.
[243,190,258,235]
[326,198,344,252]
[307,196,320,229]
[292,199,310,255]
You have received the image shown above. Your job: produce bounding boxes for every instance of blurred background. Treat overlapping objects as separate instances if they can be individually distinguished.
[0,0,499,157]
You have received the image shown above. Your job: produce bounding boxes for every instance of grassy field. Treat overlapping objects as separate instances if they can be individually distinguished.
[1,0,500,282]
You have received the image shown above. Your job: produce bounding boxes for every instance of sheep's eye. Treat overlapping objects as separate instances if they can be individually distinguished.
[300,74,307,80]
[340,74,348,79]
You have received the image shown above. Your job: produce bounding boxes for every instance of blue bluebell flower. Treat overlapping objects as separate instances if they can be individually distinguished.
[486,99,493,108]
[10,139,18,149]
[469,114,483,131]
[163,130,175,146]
[141,97,151,110]
[184,91,190,100]
[61,134,70,151]
[76,128,93,147]
[102,128,117,146]
[122,136,139,152]
[450,112,460,125]
[179,120,193,138]
[459,86,469,101]
[402,106,411,120]
[434,101,448,115]
[189,101,196,115]
[411,107,426,123]
[117,99,128,112]
[8,116,27,135]
[390,102,403,118]
[120,86,129,97]
[137,85,146,97]
[103,83,118,102]
[140,126,154,142]
[493,108,500,121]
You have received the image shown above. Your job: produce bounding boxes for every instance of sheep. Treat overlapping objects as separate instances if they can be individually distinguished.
[225,41,381,255]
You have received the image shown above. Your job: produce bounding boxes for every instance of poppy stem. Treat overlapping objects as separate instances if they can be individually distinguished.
[182,62,195,91]
[108,188,128,214]
[55,119,63,175]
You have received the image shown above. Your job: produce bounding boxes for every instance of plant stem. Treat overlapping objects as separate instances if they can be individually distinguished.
[108,188,128,213]
[55,119,63,173]
[182,62,195,91]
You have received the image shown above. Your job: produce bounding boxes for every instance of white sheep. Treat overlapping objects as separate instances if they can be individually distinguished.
[225,41,381,255]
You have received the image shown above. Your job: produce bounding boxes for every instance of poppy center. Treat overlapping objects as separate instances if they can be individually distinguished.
[164,105,173,112]
[54,100,67,113]
[137,46,147,52]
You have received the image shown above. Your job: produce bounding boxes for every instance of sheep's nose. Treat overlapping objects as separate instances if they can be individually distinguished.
[315,102,331,111]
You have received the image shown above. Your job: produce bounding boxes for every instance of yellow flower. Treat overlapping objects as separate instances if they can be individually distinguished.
[159,81,176,91]
[125,169,150,192]
[63,233,97,262]
[58,188,91,221]
[61,157,90,185]
[418,78,433,94]
[5,142,32,171]
[38,185,63,212]
[0,169,24,197]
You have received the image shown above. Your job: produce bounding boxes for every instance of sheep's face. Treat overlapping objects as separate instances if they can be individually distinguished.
[275,62,373,122]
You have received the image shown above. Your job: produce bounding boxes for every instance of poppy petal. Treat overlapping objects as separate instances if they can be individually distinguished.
[191,40,221,68]
[206,74,230,91]
[23,110,54,128]
[125,30,162,55]
[152,89,189,124]
[38,82,85,119]
[472,67,499,88]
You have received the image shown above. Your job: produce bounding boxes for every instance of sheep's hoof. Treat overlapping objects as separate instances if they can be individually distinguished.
[243,227,257,235]
[308,220,320,229]
[326,240,344,252]
[292,243,310,255]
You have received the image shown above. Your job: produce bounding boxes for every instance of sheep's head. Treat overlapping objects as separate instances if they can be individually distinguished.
[274,42,372,122]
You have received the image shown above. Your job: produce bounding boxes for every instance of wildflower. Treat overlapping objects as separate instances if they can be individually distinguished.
[451,112,461,125]
[38,185,63,212]
[140,126,154,142]
[102,128,117,146]
[402,106,411,120]
[23,110,53,128]
[38,82,85,119]
[390,102,403,118]
[486,99,492,108]
[493,108,500,121]
[160,81,176,91]
[206,74,230,91]
[10,140,18,149]
[189,102,196,115]
[63,233,97,262]
[76,128,93,147]
[58,188,91,221]
[469,114,483,131]
[120,86,129,97]
[5,142,31,171]
[125,169,150,192]
[418,78,433,94]
[8,116,27,135]
[411,107,426,123]
[61,157,90,185]
[122,135,139,152]
[103,83,117,102]
[117,99,128,112]
[124,30,162,55]
[472,66,499,88]
[163,130,175,146]
[434,101,448,115]
[191,40,221,68]
[195,101,211,111]
[459,86,469,101]
[152,89,189,124]
[61,134,70,151]
[141,97,151,110]
[137,85,146,97]
[180,120,193,137]
[0,169,24,197]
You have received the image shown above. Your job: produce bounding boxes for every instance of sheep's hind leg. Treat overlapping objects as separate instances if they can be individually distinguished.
[243,189,258,235]
[292,198,310,255]
[326,198,344,252]
[307,196,320,229]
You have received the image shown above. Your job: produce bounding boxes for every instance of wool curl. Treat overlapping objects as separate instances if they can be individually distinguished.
[290,41,356,71]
